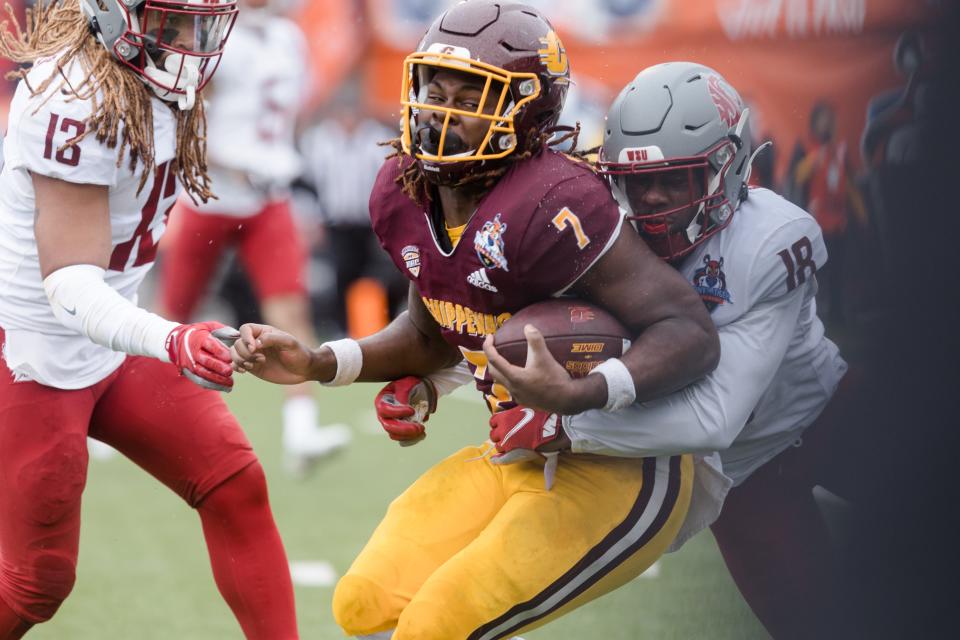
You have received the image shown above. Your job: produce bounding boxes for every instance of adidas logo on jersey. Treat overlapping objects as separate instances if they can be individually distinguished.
[467,268,498,292]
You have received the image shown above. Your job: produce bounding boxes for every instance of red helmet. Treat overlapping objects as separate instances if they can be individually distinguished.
[400,1,570,186]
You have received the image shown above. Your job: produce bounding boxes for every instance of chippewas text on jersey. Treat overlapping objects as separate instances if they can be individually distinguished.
[421,296,512,337]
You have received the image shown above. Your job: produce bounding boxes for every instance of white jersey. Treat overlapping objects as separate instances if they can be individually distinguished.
[562,188,847,547]
[680,188,846,482]
[195,16,307,216]
[0,54,179,389]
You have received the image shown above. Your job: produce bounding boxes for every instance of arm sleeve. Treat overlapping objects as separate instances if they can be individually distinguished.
[563,287,805,457]
[43,264,179,361]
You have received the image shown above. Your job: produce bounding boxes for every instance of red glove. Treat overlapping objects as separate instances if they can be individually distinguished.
[165,322,238,392]
[374,376,437,446]
[488,406,562,465]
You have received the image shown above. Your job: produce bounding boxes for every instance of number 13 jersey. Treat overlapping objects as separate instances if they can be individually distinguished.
[0,54,179,389]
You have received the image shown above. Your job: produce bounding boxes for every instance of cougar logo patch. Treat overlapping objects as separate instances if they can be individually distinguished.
[692,253,732,311]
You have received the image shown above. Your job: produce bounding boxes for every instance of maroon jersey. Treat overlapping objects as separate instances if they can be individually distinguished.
[370,150,624,413]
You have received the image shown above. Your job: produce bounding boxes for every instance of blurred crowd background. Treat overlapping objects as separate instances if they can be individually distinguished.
[1,0,938,344]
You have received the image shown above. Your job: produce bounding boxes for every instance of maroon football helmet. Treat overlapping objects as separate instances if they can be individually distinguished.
[400,1,571,186]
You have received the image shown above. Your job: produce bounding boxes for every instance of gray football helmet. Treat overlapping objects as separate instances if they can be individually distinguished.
[599,62,759,261]
[79,0,238,110]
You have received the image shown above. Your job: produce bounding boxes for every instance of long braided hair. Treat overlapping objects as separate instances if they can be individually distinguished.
[382,123,584,205]
[0,0,213,201]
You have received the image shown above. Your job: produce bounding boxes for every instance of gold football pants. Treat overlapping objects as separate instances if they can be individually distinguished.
[332,446,692,639]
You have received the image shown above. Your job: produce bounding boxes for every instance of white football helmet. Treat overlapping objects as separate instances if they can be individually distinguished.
[79,0,238,110]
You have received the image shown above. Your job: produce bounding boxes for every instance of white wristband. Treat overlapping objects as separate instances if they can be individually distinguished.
[319,338,363,386]
[589,358,636,412]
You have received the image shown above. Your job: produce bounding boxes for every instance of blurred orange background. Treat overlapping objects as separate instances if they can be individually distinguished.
[0,0,938,185]
[296,0,935,184]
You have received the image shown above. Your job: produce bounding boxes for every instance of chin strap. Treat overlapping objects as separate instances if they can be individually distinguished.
[687,169,725,244]
[143,53,201,110]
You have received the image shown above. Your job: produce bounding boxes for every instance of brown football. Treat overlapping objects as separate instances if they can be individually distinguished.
[493,299,632,378]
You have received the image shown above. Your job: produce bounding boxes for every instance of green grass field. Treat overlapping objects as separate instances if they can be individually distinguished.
[28,376,769,639]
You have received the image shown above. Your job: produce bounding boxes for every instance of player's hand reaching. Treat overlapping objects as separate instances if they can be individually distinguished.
[483,324,601,414]
[231,323,315,385]
[166,322,238,392]
[374,377,438,446]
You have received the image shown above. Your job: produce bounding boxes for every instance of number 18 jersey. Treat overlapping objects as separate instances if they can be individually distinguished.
[0,54,179,389]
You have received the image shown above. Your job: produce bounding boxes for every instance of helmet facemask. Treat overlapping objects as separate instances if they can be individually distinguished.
[82,0,238,110]
[395,2,570,191]
[601,137,741,262]
[598,63,759,261]
[400,48,542,186]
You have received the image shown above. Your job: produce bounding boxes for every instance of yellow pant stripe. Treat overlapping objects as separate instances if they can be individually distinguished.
[468,455,686,640]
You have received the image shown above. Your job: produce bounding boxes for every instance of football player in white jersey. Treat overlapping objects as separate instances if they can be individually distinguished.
[0,1,298,637]
[157,0,351,475]
[383,63,850,638]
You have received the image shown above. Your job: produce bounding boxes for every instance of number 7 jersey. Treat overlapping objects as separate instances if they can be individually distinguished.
[0,54,179,389]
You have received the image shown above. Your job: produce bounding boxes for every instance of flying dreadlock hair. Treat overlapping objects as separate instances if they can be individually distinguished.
[381,123,583,206]
[0,0,213,201]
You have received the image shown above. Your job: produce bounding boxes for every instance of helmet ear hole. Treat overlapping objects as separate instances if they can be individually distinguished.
[497,133,517,151]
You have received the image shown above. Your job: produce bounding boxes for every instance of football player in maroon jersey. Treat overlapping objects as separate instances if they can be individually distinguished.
[232,2,718,637]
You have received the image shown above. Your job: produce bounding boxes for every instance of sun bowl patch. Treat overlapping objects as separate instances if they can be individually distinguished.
[692,254,732,311]
[402,245,421,277]
[474,213,509,272]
